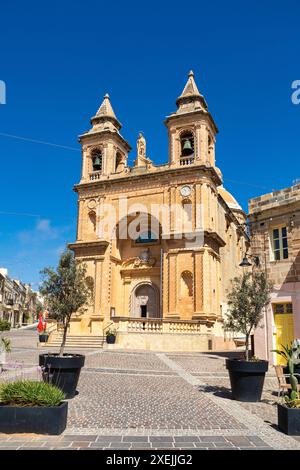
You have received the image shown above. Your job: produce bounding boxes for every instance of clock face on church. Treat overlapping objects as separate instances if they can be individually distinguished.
[180,185,191,197]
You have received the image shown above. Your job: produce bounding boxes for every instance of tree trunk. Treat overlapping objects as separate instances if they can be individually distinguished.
[59,322,68,356]
[245,333,249,361]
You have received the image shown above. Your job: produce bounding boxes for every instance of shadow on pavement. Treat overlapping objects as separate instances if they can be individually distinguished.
[198,384,232,399]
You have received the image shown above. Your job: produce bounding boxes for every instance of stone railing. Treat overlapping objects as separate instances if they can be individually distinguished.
[180,156,194,166]
[166,322,201,334]
[89,171,101,181]
[127,319,163,333]
[115,318,202,335]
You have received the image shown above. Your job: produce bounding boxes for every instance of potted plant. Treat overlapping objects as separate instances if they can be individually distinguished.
[39,250,91,399]
[106,328,117,344]
[37,313,49,342]
[273,342,300,383]
[225,272,272,402]
[0,380,67,435]
[278,339,300,435]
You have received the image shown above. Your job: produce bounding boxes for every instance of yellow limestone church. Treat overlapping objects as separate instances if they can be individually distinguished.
[66,71,249,352]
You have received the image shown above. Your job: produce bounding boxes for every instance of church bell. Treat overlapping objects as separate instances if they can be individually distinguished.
[182,139,193,156]
[93,156,102,170]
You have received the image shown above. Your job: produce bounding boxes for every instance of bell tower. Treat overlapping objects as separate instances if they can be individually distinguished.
[165,71,218,168]
[79,93,131,182]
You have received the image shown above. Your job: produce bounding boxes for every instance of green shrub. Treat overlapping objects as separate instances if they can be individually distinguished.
[0,320,11,332]
[0,337,11,352]
[0,380,65,407]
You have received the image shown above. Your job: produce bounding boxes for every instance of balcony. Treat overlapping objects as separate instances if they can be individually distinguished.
[180,156,194,166]
[89,171,101,181]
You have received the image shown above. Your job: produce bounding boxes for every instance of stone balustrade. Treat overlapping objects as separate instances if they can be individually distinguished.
[180,156,194,166]
[127,319,163,333]
[116,318,202,334]
[89,171,101,181]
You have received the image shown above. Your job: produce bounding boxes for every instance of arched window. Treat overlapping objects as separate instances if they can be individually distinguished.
[88,211,96,233]
[135,231,158,244]
[91,149,102,172]
[180,131,194,164]
[85,276,94,298]
[181,271,193,297]
[115,152,123,172]
[208,134,214,154]
[182,200,192,226]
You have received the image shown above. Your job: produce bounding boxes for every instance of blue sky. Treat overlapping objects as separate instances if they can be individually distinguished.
[0,0,299,287]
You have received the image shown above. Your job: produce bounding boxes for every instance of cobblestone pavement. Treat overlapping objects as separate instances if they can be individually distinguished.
[0,330,299,450]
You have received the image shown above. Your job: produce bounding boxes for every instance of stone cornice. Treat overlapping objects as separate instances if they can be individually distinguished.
[79,129,131,152]
[74,164,222,193]
[164,109,218,135]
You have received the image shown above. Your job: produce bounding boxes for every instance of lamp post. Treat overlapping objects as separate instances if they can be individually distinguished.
[239,253,260,268]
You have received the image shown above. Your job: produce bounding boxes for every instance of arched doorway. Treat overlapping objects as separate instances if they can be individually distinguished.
[131,283,160,319]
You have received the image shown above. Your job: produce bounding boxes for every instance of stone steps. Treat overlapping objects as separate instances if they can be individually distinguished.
[48,333,105,348]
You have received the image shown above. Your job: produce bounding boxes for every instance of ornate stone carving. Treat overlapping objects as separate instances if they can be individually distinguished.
[121,250,156,269]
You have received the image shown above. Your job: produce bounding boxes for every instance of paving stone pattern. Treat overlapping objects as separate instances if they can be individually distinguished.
[0,330,299,450]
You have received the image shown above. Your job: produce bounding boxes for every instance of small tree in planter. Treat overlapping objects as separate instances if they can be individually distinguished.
[39,250,91,398]
[224,271,272,402]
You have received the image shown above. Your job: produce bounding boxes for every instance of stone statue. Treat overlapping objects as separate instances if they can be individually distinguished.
[137,132,146,158]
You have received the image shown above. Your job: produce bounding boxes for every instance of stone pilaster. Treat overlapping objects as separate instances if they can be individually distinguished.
[194,250,203,314]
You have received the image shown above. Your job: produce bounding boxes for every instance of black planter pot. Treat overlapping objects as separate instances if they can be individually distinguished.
[0,401,68,435]
[39,334,49,343]
[226,359,269,402]
[39,354,85,399]
[278,403,300,435]
[106,335,116,344]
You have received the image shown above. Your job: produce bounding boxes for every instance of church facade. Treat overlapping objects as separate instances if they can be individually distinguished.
[68,71,249,351]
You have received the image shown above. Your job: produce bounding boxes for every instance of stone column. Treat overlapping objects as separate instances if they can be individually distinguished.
[194,250,203,314]
[82,148,89,181]
[202,248,211,314]
[200,124,208,164]
[195,125,201,161]
[170,186,177,234]
[94,259,103,317]
[167,253,178,317]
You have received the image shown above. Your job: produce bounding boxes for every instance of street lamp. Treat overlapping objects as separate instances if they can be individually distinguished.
[239,253,260,268]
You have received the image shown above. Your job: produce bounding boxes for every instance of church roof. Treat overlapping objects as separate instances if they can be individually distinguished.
[176,70,208,110]
[95,93,117,120]
[177,70,201,99]
[90,93,121,130]
[218,186,243,212]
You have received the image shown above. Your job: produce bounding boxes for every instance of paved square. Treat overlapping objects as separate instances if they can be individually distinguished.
[0,329,299,450]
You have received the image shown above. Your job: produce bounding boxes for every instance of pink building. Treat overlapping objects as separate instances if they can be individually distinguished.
[248,183,300,365]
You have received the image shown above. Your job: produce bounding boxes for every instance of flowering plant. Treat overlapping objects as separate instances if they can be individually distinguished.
[37,313,48,335]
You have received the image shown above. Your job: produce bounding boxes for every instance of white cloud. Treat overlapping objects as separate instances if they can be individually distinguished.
[17,219,64,244]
